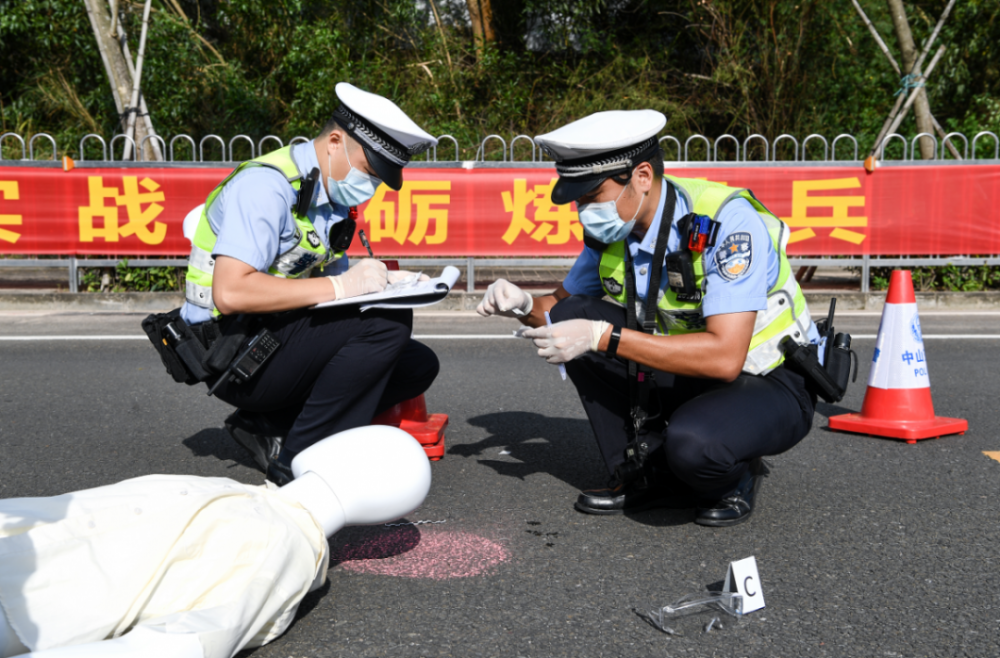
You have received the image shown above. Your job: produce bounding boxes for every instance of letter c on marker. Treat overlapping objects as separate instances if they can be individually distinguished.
[744,576,756,597]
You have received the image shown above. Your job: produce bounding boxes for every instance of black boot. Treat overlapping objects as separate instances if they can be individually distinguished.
[265,459,294,486]
[224,410,288,473]
[575,465,712,515]
[694,458,767,527]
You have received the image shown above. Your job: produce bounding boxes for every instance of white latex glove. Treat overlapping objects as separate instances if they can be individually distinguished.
[477,278,533,318]
[328,258,387,299]
[521,319,611,364]
[387,269,431,285]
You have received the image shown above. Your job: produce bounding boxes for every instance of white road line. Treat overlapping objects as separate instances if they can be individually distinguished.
[1,334,1000,341]
[834,311,1000,316]
[0,335,148,340]
[413,310,1000,317]
[849,335,1000,339]
[415,334,517,339]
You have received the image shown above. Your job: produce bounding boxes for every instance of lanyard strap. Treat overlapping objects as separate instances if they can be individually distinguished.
[622,182,676,438]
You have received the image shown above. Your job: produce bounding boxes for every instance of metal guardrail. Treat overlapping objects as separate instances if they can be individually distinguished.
[3,255,1000,294]
[4,130,999,163]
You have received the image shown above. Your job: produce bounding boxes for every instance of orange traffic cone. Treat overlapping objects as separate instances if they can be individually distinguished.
[829,270,967,443]
[373,395,448,460]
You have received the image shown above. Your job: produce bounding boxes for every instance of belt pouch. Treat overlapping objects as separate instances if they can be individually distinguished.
[825,343,854,394]
[204,315,252,374]
[142,309,205,384]
[780,338,845,403]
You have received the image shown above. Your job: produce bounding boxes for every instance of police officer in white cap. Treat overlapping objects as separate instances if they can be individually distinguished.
[477,110,818,526]
[175,83,441,484]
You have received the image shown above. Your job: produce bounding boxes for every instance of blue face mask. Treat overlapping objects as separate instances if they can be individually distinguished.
[327,147,381,207]
[577,180,645,245]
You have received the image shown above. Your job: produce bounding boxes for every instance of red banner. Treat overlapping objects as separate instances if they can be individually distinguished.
[1,164,999,257]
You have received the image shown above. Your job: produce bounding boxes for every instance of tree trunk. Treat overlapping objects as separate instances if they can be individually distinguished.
[466,0,495,57]
[885,0,935,159]
[82,0,157,160]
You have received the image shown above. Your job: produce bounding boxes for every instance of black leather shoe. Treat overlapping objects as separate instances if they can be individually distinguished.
[224,410,286,473]
[265,459,294,486]
[575,475,707,515]
[694,459,767,527]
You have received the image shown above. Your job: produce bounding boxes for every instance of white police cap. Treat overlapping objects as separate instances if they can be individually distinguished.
[534,110,666,204]
[333,83,438,190]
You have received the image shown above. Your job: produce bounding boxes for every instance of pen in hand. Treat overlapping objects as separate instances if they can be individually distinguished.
[359,230,374,258]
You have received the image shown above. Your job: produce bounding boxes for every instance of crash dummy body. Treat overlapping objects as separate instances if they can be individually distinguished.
[0,426,431,658]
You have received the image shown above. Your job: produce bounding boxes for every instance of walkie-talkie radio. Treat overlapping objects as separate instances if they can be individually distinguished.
[206,329,281,397]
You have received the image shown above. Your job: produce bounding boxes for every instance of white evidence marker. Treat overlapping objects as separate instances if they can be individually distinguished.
[723,556,765,613]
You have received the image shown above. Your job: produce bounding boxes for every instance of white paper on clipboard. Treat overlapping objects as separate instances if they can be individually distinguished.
[314,265,461,311]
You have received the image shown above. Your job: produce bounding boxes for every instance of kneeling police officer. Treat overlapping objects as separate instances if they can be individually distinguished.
[477,110,818,526]
[165,84,440,483]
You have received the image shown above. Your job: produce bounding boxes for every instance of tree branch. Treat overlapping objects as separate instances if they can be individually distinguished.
[849,0,901,75]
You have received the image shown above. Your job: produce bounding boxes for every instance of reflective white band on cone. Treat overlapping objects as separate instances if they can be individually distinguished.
[868,302,930,390]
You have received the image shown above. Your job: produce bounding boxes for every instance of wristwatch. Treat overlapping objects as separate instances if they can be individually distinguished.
[605,326,623,359]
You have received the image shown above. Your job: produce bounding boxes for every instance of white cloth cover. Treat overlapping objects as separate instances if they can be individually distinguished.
[0,475,328,658]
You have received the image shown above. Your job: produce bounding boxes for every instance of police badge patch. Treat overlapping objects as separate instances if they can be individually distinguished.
[306,230,322,248]
[602,277,623,296]
[714,232,753,281]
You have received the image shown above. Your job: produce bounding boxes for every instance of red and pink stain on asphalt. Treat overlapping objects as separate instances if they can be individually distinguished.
[329,525,508,580]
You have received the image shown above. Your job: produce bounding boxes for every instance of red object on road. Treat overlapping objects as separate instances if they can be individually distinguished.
[828,270,968,443]
[373,395,447,460]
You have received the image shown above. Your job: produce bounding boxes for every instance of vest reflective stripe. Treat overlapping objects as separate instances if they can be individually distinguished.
[598,175,813,375]
[184,244,216,310]
[184,146,340,313]
[189,244,215,272]
[186,279,213,310]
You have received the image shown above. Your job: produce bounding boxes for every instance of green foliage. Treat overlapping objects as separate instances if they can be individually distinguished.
[868,265,1000,292]
[79,259,185,293]
[3,1,1000,161]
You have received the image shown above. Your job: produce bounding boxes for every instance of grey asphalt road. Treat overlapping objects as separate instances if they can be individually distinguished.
[0,309,998,657]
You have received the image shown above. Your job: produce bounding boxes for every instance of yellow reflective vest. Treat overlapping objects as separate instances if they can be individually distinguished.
[185,146,341,315]
[597,175,813,375]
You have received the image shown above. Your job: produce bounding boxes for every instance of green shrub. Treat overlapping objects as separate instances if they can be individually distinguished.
[79,259,185,293]
[868,265,1000,292]
[4,1,1000,159]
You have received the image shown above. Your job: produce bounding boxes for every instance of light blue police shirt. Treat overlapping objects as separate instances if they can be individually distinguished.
[181,141,351,324]
[563,178,819,342]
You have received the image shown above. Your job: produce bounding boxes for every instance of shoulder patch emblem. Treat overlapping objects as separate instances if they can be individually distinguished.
[714,231,753,282]
[602,277,623,296]
[306,230,322,248]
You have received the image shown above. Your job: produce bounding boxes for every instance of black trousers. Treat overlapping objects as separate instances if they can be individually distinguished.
[213,306,439,454]
[549,295,815,498]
